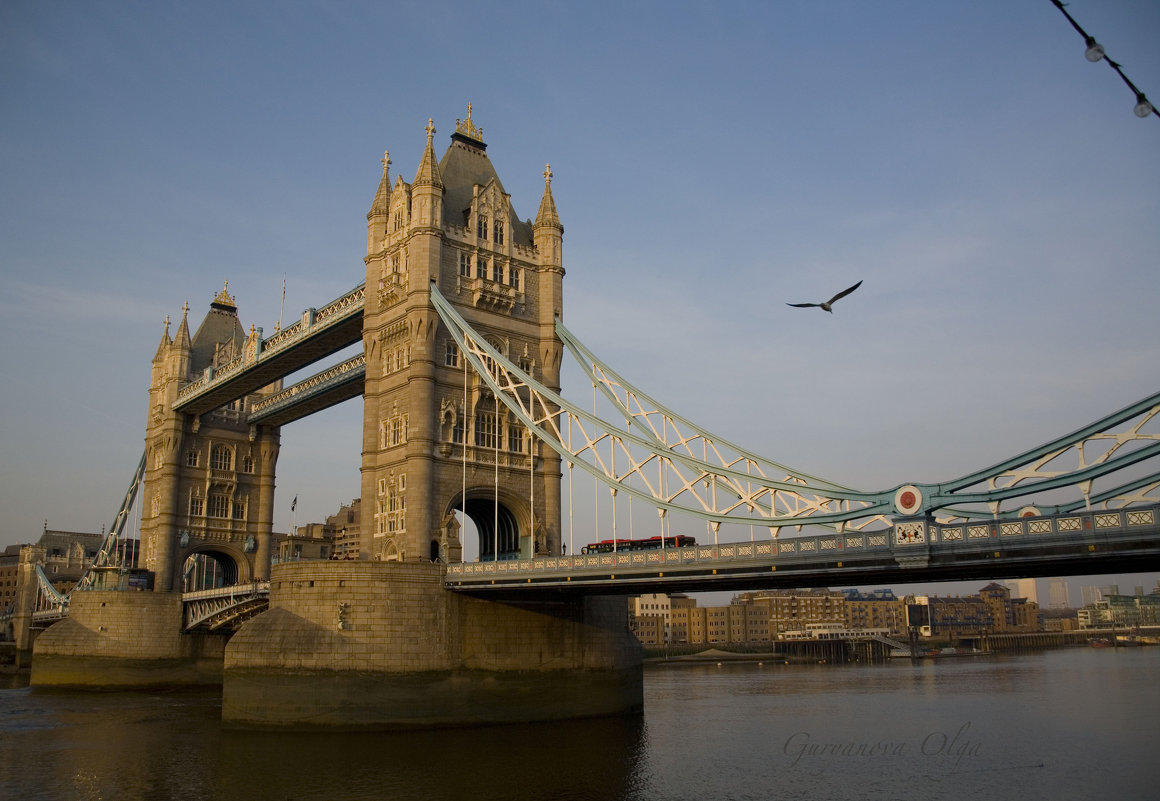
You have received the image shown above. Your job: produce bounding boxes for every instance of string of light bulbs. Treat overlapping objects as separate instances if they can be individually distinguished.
[1050,0,1155,120]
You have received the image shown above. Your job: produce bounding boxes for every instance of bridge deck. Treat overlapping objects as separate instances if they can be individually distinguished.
[446,506,1160,596]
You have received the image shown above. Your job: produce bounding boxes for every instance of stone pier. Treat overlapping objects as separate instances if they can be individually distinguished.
[222,560,643,729]
[30,590,226,687]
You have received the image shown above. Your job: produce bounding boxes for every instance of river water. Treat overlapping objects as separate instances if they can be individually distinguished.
[1,647,1156,800]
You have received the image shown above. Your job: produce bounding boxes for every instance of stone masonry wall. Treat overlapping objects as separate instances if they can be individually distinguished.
[222,560,643,728]
[31,590,226,687]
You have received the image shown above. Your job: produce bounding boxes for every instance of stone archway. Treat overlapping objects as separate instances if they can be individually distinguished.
[181,548,246,591]
[460,495,522,562]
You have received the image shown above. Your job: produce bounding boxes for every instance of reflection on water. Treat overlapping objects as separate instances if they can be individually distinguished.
[2,648,1158,801]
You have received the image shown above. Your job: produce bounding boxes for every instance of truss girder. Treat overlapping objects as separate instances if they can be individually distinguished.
[557,320,851,493]
[430,283,1159,526]
[432,284,890,530]
[74,451,147,592]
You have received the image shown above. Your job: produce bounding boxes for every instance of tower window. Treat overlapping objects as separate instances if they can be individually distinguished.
[186,450,200,467]
[445,342,460,368]
[208,494,230,519]
[478,216,488,240]
[211,446,232,471]
[508,422,525,453]
[493,224,504,245]
[475,412,498,450]
[459,251,472,277]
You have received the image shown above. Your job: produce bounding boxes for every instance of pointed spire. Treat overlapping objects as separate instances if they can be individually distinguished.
[153,315,172,362]
[369,150,391,218]
[534,163,562,232]
[413,118,444,189]
[174,301,191,350]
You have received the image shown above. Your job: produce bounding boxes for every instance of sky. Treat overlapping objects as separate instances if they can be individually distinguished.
[2,1,1157,602]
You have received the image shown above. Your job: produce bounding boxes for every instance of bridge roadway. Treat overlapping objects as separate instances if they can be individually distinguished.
[445,504,1160,597]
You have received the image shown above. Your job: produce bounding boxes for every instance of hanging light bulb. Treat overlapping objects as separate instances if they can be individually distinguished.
[1084,36,1105,62]
[1134,93,1154,118]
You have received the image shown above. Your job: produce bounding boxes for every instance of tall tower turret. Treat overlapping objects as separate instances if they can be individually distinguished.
[140,284,281,591]
[359,107,564,563]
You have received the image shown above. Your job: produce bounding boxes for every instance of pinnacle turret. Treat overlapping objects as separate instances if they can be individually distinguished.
[534,164,562,233]
[153,315,172,363]
[173,302,191,351]
[413,118,444,189]
[368,150,391,219]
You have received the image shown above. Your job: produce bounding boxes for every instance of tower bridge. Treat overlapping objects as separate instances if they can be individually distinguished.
[19,107,1160,730]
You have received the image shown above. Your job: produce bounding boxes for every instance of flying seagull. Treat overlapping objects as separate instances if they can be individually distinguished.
[786,280,863,313]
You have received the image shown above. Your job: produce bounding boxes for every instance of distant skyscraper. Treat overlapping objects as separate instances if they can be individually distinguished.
[1048,577,1070,608]
[1007,578,1038,604]
[1081,585,1102,607]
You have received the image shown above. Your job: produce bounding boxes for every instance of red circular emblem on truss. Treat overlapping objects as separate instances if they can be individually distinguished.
[894,485,923,515]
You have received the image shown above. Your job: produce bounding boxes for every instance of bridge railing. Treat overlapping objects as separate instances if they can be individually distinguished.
[182,581,270,631]
[446,504,1160,582]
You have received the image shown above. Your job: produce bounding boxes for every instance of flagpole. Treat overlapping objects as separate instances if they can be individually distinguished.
[277,277,286,331]
[290,494,297,536]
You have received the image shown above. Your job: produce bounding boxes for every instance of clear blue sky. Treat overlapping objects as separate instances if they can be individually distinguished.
[2,1,1157,599]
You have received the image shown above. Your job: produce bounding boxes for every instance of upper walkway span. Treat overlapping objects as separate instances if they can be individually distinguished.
[173,283,365,419]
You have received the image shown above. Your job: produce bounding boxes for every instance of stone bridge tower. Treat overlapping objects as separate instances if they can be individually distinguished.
[140,286,282,591]
[361,107,565,563]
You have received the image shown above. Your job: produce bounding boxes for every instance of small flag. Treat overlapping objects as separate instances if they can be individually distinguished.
[291,495,297,511]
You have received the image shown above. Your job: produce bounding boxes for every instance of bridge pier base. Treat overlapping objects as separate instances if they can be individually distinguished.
[29,590,226,688]
[222,561,643,729]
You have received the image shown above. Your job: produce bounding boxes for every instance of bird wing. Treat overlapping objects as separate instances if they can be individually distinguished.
[826,280,863,305]
[786,302,821,308]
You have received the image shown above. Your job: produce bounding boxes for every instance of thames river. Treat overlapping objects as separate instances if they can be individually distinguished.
[2,647,1156,800]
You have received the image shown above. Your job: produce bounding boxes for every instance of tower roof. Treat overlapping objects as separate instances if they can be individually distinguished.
[437,107,533,245]
[190,281,246,374]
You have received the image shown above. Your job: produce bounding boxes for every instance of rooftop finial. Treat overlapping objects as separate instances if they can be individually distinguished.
[425,118,436,144]
[544,163,553,185]
[455,103,484,142]
[381,150,391,171]
[212,281,236,309]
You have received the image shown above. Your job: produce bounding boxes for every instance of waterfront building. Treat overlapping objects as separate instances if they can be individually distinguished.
[921,583,1040,636]
[1048,576,1070,608]
[329,500,361,559]
[1040,607,1080,632]
[628,593,672,647]
[737,589,846,637]
[0,528,105,644]
[0,545,20,614]
[1078,590,1160,628]
[630,590,846,647]
[842,589,906,635]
